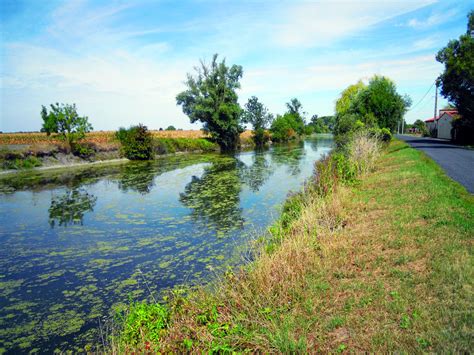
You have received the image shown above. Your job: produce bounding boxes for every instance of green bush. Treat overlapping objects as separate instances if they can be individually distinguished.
[303,125,314,135]
[115,127,129,143]
[116,124,154,160]
[270,113,302,142]
[314,152,357,197]
[333,114,367,148]
[2,155,42,170]
[71,142,96,158]
[118,301,169,348]
[23,156,42,169]
[380,128,392,142]
[280,192,305,229]
[332,152,357,183]
[363,127,392,143]
[252,128,271,146]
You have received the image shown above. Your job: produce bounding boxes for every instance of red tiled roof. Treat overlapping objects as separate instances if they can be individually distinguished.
[424,110,458,122]
[440,110,458,116]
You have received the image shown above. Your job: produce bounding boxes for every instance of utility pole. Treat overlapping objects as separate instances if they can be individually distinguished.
[401,119,404,134]
[434,80,439,134]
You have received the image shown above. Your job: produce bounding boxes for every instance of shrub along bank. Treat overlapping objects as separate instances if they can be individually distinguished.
[116,124,220,160]
[111,132,472,352]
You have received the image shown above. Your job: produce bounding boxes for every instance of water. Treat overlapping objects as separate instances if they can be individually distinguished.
[0,136,333,353]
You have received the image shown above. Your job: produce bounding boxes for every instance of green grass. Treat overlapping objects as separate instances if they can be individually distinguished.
[115,139,473,352]
[115,301,168,351]
[1,155,42,170]
[154,137,218,154]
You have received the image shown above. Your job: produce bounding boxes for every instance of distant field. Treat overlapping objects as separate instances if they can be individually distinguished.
[0,130,253,146]
[0,130,209,145]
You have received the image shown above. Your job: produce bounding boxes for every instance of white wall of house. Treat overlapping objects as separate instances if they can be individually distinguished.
[426,121,435,133]
[437,113,453,139]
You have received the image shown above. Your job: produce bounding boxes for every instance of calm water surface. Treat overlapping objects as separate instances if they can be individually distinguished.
[0,136,332,352]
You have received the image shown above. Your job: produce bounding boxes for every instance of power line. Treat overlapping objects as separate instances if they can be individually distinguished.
[408,80,436,112]
[411,94,434,115]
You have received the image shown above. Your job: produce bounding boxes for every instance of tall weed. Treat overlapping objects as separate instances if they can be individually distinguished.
[314,132,380,196]
[347,131,381,175]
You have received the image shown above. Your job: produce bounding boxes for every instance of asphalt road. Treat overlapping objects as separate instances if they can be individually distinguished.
[396,135,474,194]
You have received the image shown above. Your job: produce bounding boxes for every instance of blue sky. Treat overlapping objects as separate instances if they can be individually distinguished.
[0,0,472,132]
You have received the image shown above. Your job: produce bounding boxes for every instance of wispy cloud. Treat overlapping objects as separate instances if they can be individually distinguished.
[275,1,435,47]
[413,36,439,50]
[407,8,458,29]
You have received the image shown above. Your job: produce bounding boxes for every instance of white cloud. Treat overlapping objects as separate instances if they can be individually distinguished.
[1,42,197,131]
[407,8,458,29]
[275,1,435,48]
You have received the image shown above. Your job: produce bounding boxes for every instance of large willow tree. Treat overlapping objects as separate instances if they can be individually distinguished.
[176,54,244,151]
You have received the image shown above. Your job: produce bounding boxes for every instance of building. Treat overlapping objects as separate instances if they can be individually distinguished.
[424,109,458,140]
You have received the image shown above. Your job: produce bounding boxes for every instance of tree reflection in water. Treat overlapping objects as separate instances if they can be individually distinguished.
[117,162,156,195]
[270,140,306,176]
[239,151,274,192]
[309,135,333,152]
[180,158,244,235]
[48,189,97,227]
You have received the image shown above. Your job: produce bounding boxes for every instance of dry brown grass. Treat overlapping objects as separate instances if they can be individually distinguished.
[0,131,116,145]
[150,130,207,139]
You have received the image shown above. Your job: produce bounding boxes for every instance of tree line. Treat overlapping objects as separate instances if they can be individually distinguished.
[39,54,335,158]
[39,57,414,159]
[39,65,407,161]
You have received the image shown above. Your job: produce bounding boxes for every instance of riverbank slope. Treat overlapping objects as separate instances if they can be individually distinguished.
[0,130,223,173]
[116,139,473,353]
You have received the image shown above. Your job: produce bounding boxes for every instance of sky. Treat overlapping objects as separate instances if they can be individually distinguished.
[0,0,472,132]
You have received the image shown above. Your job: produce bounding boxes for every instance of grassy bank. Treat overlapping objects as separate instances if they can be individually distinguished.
[154,137,217,154]
[0,137,217,171]
[113,138,473,353]
[0,130,258,170]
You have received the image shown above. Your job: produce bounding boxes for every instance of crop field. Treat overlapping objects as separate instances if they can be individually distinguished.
[0,130,211,145]
[0,130,254,146]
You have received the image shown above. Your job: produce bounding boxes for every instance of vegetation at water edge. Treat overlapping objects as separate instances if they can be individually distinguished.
[115,124,154,160]
[112,133,473,353]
